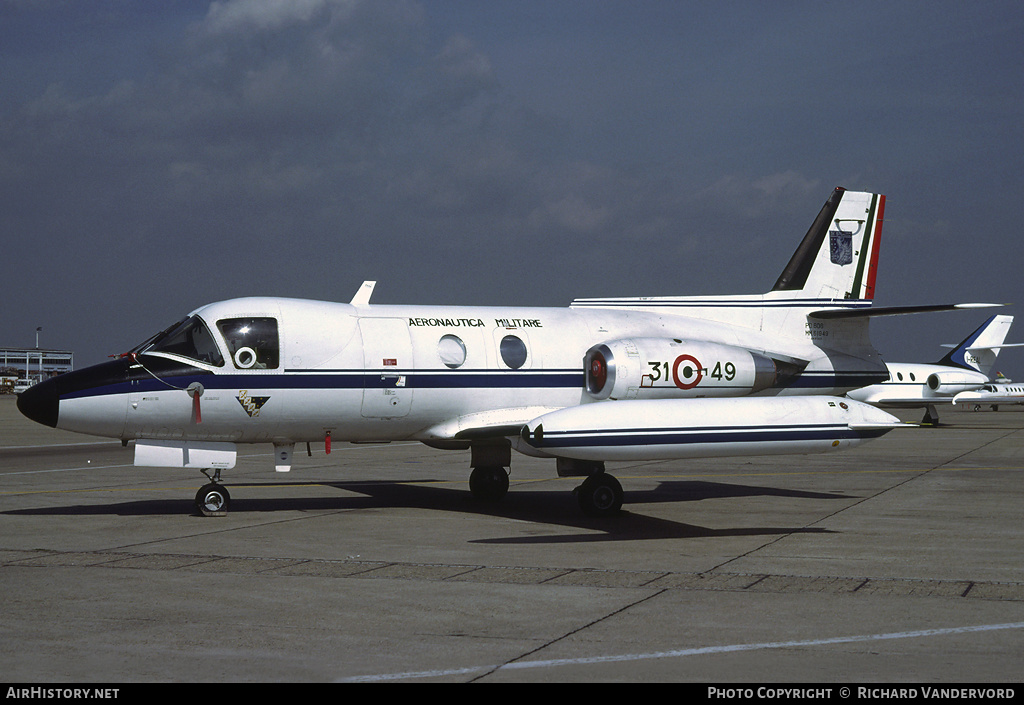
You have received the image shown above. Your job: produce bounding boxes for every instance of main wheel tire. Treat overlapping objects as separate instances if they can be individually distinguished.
[195,483,230,517]
[469,465,509,502]
[577,473,623,517]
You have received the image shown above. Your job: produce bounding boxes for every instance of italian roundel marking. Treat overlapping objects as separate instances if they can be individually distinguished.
[672,354,702,390]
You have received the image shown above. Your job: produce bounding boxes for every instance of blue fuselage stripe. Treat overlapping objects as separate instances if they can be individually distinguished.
[58,369,885,399]
[533,425,884,448]
[60,370,586,400]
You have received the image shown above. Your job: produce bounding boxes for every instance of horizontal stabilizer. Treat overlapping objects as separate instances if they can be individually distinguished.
[808,303,1004,320]
[939,344,1024,349]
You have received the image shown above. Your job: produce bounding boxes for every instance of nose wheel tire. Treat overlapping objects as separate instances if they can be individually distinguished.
[195,483,230,517]
[577,473,623,517]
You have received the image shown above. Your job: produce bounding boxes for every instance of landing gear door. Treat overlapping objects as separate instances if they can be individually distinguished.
[359,318,413,418]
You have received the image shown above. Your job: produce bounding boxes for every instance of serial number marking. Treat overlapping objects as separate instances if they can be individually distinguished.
[645,357,737,389]
[805,321,830,339]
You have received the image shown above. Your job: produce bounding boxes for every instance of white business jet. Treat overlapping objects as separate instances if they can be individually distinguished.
[847,315,1022,424]
[952,373,1024,410]
[18,188,989,517]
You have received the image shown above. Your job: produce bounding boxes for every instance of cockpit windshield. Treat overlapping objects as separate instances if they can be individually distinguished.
[134,316,225,366]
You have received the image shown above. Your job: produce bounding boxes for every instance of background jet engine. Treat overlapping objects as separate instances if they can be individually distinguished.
[926,370,988,395]
[584,338,778,400]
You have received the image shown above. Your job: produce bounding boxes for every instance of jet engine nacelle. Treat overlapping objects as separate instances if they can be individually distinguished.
[584,338,778,400]
[926,370,987,395]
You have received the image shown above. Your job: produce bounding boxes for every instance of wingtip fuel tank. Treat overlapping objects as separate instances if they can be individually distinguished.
[518,396,902,462]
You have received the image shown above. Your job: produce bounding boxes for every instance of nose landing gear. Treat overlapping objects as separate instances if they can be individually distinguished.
[195,469,230,517]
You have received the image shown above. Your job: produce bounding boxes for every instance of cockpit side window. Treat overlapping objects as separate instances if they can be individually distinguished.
[217,318,280,369]
[147,316,225,366]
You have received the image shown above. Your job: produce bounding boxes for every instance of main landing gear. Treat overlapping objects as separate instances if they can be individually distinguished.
[469,465,509,502]
[195,469,230,517]
[467,441,625,518]
[575,472,624,517]
[469,463,624,516]
[468,440,512,503]
[563,459,623,517]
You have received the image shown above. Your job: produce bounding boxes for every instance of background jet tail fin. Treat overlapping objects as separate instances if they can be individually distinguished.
[771,187,885,301]
[936,314,1015,375]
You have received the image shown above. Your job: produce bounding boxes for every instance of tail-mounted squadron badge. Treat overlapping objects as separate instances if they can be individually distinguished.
[829,227,853,265]
[237,390,270,417]
[829,218,865,266]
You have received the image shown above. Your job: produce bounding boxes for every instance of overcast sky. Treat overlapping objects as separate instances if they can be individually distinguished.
[3,0,1023,372]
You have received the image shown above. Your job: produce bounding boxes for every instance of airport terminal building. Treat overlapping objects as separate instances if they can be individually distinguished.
[1,348,74,393]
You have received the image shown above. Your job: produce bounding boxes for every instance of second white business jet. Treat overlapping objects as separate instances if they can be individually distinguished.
[847,315,1022,424]
[953,374,1024,410]
[19,187,993,516]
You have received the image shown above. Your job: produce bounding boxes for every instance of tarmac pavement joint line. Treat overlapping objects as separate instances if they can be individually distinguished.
[704,462,940,574]
[335,621,1024,682]
[4,548,1024,600]
[699,429,1024,576]
[471,588,668,682]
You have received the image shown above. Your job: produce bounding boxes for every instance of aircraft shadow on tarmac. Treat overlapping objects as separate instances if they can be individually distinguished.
[5,479,851,543]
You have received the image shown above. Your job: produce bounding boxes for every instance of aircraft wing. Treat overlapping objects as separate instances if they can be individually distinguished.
[420,406,563,443]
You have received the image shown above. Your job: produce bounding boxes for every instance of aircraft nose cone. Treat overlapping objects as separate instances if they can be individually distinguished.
[17,378,59,428]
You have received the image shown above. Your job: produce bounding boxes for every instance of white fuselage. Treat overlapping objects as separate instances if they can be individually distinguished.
[51,295,885,446]
[953,381,1024,407]
[846,361,989,409]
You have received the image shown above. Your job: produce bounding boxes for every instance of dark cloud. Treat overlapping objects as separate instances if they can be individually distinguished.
[2,0,1023,372]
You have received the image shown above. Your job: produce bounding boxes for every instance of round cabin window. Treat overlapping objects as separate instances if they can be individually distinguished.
[499,335,528,370]
[438,334,467,369]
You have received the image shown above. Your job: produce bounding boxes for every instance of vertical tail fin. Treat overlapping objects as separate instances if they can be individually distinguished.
[771,187,885,301]
[936,314,1014,375]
